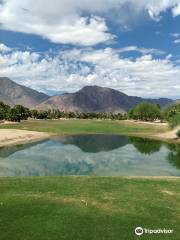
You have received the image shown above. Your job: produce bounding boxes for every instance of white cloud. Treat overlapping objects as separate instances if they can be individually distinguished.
[171,33,180,38]
[0,43,11,53]
[0,43,180,98]
[170,32,180,45]
[118,46,165,55]
[172,3,180,17]
[174,39,180,44]
[0,1,114,46]
[166,54,172,60]
[43,16,115,46]
[0,0,180,45]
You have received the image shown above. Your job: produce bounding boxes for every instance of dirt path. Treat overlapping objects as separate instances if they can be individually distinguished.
[0,129,50,147]
[155,126,180,141]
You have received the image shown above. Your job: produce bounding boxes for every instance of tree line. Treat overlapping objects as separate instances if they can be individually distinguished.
[0,101,180,127]
[128,101,180,128]
[0,102,126,122]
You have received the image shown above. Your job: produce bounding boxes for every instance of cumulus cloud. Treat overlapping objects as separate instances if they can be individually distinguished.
[43,16,114,46]
[0,43,11,53]
[0,43,180,98]
[0,0,180,45]
[0,1,114,46]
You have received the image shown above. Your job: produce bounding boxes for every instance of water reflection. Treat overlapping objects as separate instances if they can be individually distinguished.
[0,141,46,158]
[0,134,180,177]
[166,144,180,170]
[58,134,129,153]
[129,137,162,155]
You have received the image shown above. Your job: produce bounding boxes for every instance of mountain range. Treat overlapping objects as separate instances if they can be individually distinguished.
[0,77,48,108]
[0,77,174,113]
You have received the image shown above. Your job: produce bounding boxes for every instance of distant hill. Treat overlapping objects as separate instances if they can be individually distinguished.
[0,78,174,112]
[0,77,49,107]
[37,85,174,113]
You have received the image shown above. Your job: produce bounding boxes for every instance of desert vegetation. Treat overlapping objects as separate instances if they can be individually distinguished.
[0,101,180,130]
[128,102,162,122]
[0,101,126,121]
[0,102,30,122]
[163,103,180,128]
[128,102,180,127]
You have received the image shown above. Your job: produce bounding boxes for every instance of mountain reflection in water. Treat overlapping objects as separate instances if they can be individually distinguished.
[0,134,180,177]
[58,134,129,153]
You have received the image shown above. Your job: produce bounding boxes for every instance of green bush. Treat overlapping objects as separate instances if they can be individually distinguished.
[176,130,180,138]
[7,105,31,122]
[163,103,180,128]
[129,102,162,122]
[164,103,180,120]
[169,113,180,129]
[0,102,10,120]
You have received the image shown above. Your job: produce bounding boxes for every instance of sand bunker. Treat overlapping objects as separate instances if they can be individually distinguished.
[0,129,50,147]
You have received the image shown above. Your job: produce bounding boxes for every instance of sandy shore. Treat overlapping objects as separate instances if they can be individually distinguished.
[0,129,50,147]
[125,119,168,126]
[125,120,180,142]
[155,126,180,141]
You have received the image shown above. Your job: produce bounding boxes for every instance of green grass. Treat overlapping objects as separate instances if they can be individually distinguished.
[0,121,178,239]
[0,177,179,240]
[0,119,168,137]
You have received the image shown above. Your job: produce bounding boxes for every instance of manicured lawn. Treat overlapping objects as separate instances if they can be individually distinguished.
[0,119,168,137]
[0,177,179,240]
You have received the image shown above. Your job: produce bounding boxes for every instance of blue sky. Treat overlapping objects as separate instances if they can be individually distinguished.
[0,0,180,99]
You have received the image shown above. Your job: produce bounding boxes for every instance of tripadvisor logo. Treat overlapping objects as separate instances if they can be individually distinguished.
[135,227,143,236]
[135,226,174,236]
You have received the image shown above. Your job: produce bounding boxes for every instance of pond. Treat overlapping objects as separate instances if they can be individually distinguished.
[0,134,180,176]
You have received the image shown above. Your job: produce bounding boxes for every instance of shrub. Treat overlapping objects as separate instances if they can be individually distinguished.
[169,113,180,129]
[164,103,180,121]
[130,102,162,122]
[176,130,180,138]
[0,102,10,120]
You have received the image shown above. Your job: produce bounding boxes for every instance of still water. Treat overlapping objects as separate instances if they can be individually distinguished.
[0,135,180,176]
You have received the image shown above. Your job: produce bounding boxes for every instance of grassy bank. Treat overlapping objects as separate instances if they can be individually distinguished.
[0,177,179,240]
[0,119,168,138]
